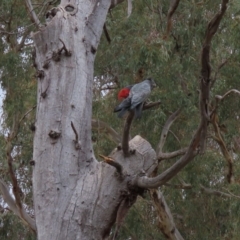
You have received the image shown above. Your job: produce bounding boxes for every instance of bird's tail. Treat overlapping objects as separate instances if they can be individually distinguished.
[134,103,143,119]
[114,98,131,118]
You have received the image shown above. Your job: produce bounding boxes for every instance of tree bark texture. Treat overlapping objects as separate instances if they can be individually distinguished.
[32,1,157,239]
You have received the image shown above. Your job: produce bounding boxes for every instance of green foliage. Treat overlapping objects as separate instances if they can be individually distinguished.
[0,0,240,239]
[93,0,240,239]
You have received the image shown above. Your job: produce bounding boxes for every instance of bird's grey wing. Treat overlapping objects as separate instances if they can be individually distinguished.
[130,82,151,109]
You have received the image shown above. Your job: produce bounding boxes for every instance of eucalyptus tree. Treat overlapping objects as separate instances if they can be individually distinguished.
[0,0,239,240]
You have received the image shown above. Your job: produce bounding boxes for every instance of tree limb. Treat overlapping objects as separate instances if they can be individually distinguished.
[122,111,134,157]
[158,147,188,161]
[0,179,36,232]
[99,154,123,175]
[24,0,42,28]
[165,0,181,38]
[210,57,230,89]
[92,119,121,144]
[120,101,161,157]
[156,108,181,156]
[215,89,240,102]
[150,189,184,240]
[200,185,240,199]
[132,0,229,189]
[143,101,161,110]
[110,0,125,9]
[210,113,234,183]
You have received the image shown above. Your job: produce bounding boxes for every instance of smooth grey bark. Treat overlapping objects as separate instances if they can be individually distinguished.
[32,1,157,239]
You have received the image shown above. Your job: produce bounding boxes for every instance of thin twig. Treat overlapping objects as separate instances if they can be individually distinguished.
[156,108,181,156]
[92,119,121,144]
[19,105,36,125]
[142,101,161,110]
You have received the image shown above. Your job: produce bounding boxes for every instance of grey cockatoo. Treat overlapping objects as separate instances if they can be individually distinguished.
[114,78,156,118]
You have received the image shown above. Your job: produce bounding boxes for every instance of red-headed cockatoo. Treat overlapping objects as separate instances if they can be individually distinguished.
[114,78,156,118]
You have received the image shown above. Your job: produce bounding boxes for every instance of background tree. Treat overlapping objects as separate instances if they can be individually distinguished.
[0,0,240,239]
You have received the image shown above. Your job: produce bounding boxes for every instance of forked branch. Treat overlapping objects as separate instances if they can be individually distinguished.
[132,0,229,189]
[0,179,36,232]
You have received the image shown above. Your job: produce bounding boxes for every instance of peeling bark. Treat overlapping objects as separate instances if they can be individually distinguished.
[150,189,184,240]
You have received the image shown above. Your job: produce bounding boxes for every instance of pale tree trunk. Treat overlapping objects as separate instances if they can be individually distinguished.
[30,0,229,239]
[32,1,156,239]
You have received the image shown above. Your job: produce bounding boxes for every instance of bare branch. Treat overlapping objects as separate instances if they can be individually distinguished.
[156,108,181,156]
[158,147,188,161]
[133,146,198,189]
[122,111,134,157]
[211,58,230,89]
[142,101,161,110]
[222,187,240,199]
[0,179,36,232]
[200,185,240,199]
[165,0,181,38]
[110,0,125,9]
[99,154,123,175]
[215,89,240,102]
[103,23,111,44]
[150,189,184,239]
[92,119,121,144]
[199,0,229,153]
[210,113,234,183]
[164,182,192,189]
[19,105,36,125]
[127,0,133,17]
[6,141,23,211]
[24,0,42,28]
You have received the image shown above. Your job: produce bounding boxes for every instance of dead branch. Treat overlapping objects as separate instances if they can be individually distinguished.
[142,101,161,110]
[132,0,229,189]
[211,58,230,89]
[158,147,188,161]
[99,154,123,175]
[92,119,121,144]
[215,89,240,102]
[222,187,240,199]
[122,111,134,157]
[121,101,161,157]
[164,182,192,189]
[210,113,234,183]
[110,0,125,9]
[0,179,36,232]
[199,0,229,153]
[156,108,181,156]
[19,105,36,125]
[24,0,42,28]
[165,0,181,38]
[200,185,239,199]
[6,141,23,212]
[150,189,184,240]
[103,24,111,44]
